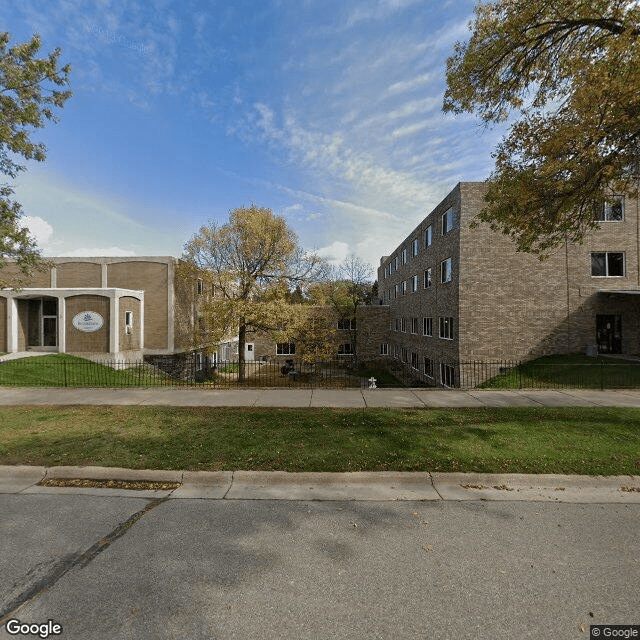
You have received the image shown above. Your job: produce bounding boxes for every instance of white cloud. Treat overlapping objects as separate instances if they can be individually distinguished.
[21,216,54,248]
[316,241,350,265]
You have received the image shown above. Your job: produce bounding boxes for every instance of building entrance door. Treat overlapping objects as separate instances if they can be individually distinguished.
[26,298,58,350]
[596,314,622,354]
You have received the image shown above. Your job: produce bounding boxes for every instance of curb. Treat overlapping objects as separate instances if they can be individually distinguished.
[1,466,640,503]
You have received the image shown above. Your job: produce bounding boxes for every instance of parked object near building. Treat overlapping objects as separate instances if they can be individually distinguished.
[378,182,640,387]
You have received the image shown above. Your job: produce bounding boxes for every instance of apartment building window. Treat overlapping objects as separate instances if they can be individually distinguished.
[401,347,408,363]
[402,248,408,264]
[442,207,455,234]
[380,343,389,355]
[412,238,419,256]
[591,252,625,277]
[441,258,452,283]
[394,284,398,299]
[394,344,400,358]
[401,317,408,333]
[411,274,418,292]
[276,342,296,355]
[439,316,454,340]
[423,317,433,337]
[338,343,354,355]
[424,268,432,289]
[424,357,433,377]
[424,225,432,247]
[384,265,389,278]
[411,317,419,334]
[337,319,356,330]
[440,363,455,388]
[597,196,624,222]
[401,280,407,295]
[395,256,399,271]
[394,318,400,331]
[196,278,204,295]
[411,352,419,370]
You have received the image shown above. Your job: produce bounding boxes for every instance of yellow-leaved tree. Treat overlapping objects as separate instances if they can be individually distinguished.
[181,205,329,381]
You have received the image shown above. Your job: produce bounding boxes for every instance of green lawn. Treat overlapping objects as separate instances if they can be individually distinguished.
[0,353,172,387]
[478,354,640,389]
[1,406,638,475]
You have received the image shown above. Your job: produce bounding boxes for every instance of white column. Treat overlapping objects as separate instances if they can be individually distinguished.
[57,295,66,353]
[7,297,18,353]
[110,294,119,355]
[139,292,145,350]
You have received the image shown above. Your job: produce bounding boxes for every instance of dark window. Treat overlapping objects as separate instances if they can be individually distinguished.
[276,343,295,355]
[591,252,624,277]
[596,196,624,221]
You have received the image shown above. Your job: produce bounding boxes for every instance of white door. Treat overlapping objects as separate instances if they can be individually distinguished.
[245,343,255,361]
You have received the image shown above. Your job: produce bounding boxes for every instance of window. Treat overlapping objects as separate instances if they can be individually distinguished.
[597,196,624,221]
[411,274,418,292]
[440,258,452,283]
[394,256,399,271]
[394,317,400,331]
[402,248,407,264]
[424,268,432,289]
[338,343,354,355]
[196,278,204,295]
[401,280,407,295]
[424,225,432,247]
[125,311,133,335]
[337,319,356,330]
[411,352,419,370]
[424,357,433,377]
[401,347,408,363]
[423,317,433,337]
[380,343,389,355]
[195,352,203,371]
[591,252,625,277]
[384,265,389,278]
[442,207,455,234]
[401,317,407,333]
[394,284,398,299]
[276,342,296,355]
[412,238,419,256]
[439,316,454,340]
[411,317,419,334]
[440,363,455,387]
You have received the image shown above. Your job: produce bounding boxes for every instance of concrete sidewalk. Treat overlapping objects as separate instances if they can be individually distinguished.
[2,465,639,503]
[2,386,640,407]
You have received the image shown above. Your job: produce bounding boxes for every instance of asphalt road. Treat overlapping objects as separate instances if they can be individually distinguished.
[1,494,638,640]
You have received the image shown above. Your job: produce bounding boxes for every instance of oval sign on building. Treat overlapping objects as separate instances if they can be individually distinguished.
[72,311,104,332]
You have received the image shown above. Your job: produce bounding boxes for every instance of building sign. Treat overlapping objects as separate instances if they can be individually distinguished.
[72,311,104,332]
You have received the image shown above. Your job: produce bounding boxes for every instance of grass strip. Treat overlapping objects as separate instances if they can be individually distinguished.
[1,406,639,476]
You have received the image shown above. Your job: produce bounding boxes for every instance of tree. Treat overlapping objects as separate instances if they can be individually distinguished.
[1,32,72,286]
[181,205,328,380]
[443,0,640,255]
[309,254,374,363]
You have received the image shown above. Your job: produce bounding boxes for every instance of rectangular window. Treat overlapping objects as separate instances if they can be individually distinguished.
[423,317,433,337]
[401,347,408,363]
[394,284,398,299]
[411,274,418,292]
[439,316,454,340]
[337,343,354,355]
[442,207,455,234]
[394,317,400,331]
[591,252,625,277]
[380,343,389,355]
[440,258,452,283]
[424,225,432,247]
[402,248,407,264]
[196,278,204,295]
[411,317,419,334]
[440,363,455,387]
[276,342,296,355]
[401,280,407,295]
[424,357,433,377]
[411,352,419,370]
[384,265,389,278]
[337,319,356,330]
[125,311,134,335]
[597,196,624,222]
[394,256,399,271]
[401,317,407,333]
[424,268,432,289]
[412,238,419,256]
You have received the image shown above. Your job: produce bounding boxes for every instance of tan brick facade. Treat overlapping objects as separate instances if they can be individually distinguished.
[65,295,110,353]
[378,182,640,386]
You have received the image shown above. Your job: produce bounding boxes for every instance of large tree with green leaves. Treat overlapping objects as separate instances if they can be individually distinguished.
[443,0,640,255]
[181,205,328,380]
[0,32,71,286]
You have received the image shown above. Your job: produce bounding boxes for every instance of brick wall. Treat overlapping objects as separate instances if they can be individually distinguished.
[56,262,102,287]
[65,295,110,352]
[119,296,142,351]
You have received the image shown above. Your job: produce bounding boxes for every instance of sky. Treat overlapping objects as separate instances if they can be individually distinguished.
[3,0,507,272]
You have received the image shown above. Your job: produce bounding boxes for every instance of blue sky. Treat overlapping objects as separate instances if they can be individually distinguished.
[3,0,506,271]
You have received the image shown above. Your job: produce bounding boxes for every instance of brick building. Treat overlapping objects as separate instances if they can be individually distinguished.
[378,182,640,387]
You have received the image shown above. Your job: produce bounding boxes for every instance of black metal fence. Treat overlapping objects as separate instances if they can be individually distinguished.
[0,357,384,389]
[457,360,640,389]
